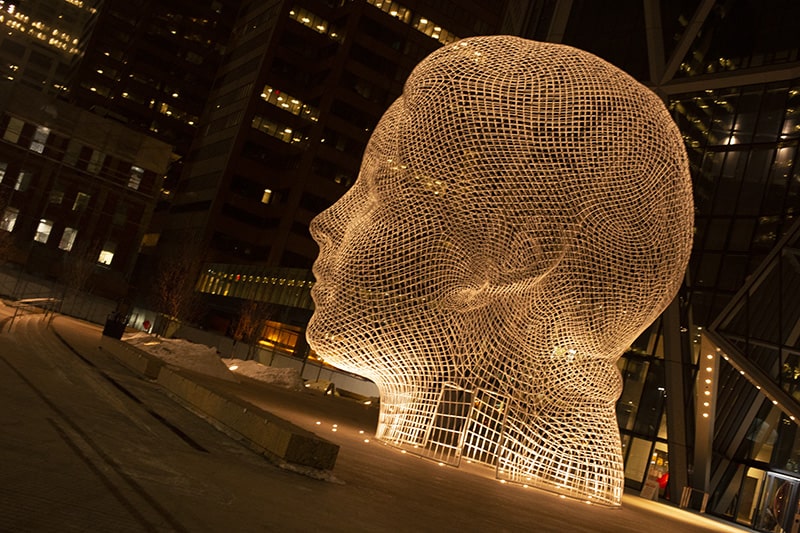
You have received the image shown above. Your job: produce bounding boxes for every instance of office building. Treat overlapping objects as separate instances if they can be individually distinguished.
[0,82,172,296]
[165,0,504,268]
[0,0,100,95]
[66,0,241,159]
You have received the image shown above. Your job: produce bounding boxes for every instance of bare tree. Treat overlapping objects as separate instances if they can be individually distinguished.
[0,193,16,267]
[152,239,204,337]
[60,240,97,316]
[232,300,273,359]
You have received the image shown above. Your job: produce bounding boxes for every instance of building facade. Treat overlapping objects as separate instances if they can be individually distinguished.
[164,0,505,269]
[66,0,241,159]
[0,0,100,95]
[0,82,172,296]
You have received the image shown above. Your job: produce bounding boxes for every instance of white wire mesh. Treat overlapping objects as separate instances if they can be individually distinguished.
[307,35,693,506]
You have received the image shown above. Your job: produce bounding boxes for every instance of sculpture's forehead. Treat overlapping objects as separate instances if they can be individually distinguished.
[404,37,629,104]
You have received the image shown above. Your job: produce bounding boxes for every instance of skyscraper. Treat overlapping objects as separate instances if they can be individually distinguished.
[0,0,100,94]
[165,0,505,268]
[66,0,241,159]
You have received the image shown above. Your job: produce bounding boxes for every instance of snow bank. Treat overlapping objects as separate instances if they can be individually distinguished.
[123,332,237,382]
[222,358,305,392]
[121,332,306,392]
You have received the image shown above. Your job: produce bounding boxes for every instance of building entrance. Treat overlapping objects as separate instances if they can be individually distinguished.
[753,472,800,533]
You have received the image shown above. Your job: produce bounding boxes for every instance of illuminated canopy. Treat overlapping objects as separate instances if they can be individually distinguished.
[307,35,693,506]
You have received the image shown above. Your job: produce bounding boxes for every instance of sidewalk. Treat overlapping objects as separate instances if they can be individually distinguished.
[1,307,752,532]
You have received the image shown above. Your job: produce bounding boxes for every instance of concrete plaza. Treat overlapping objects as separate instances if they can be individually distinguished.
[0,303,751,532]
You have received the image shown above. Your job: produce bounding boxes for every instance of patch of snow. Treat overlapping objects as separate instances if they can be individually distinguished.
[120,332,307,392]
[222,358,305,392]
[123,332,237,382]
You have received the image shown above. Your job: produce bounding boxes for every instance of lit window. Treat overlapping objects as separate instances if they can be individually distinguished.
[128,165,144,190]
[73,192,91,211]
[0,161,6,183]
[98,242,116,265]
[251,115,305,144]
[288,6,342,42]
[3,117,24,143]
[411,14,458,45]
[260,85,319,122]
[1,207,19,232]
[58,227,77,251]
[29,125,50,153]
[14,170,32,191]
[366,0,413,23]
[140,233,160,247]
[34,219,53,243]
[261,188,273,204]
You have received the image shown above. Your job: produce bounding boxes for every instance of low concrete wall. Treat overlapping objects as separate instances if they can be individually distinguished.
[99,337,339,471]
[157,367,338,470]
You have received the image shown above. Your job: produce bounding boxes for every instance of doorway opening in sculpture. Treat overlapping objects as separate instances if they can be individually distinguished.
[385,383,509,469]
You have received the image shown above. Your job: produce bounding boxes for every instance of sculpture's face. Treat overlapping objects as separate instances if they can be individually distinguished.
[307,102,463,375]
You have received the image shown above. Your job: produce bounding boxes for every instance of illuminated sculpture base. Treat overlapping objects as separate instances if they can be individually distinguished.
[372,384,622,506]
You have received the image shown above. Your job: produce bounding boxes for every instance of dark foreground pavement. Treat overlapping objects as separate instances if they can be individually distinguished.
[0,305,751,532]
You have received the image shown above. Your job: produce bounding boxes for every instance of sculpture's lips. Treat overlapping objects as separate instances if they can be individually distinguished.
[309,283,330,306]
[310,283,321,302]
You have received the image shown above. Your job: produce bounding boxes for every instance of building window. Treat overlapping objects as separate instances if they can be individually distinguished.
[33,219,53,243]
[63,140,81,166]
[1,207,19,232]
[251,115,305,144]
[366,0,412,23]
[0,161,7,183]
[98,241,116,265]
[141,233,159,247]
[411,14,459,45]
[288,7,342,41]
[261,188,273,204]
[87,151,105,173]
[49,189,64,204]
[260,85,319,122]
[72,192,90,211]
[113,205,127,226]
[14,170,32,191]
[3,117,24,143]
[29,125,50,153]
[128,165,144,190]
[58,227,77,251]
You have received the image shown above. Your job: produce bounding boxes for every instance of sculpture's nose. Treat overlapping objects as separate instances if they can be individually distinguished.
[309,179,370,250]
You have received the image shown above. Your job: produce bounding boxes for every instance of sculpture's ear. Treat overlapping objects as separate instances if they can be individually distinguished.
[440,226,568,312]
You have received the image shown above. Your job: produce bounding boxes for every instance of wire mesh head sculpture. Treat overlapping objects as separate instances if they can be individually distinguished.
[307,35,693,506]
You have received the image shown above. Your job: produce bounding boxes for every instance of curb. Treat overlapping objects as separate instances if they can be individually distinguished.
[98,335,339,472]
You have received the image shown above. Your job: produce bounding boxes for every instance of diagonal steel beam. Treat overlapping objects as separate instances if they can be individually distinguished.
[643,0,666,86]
[545,0,574,43]
[659,0,716,85]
